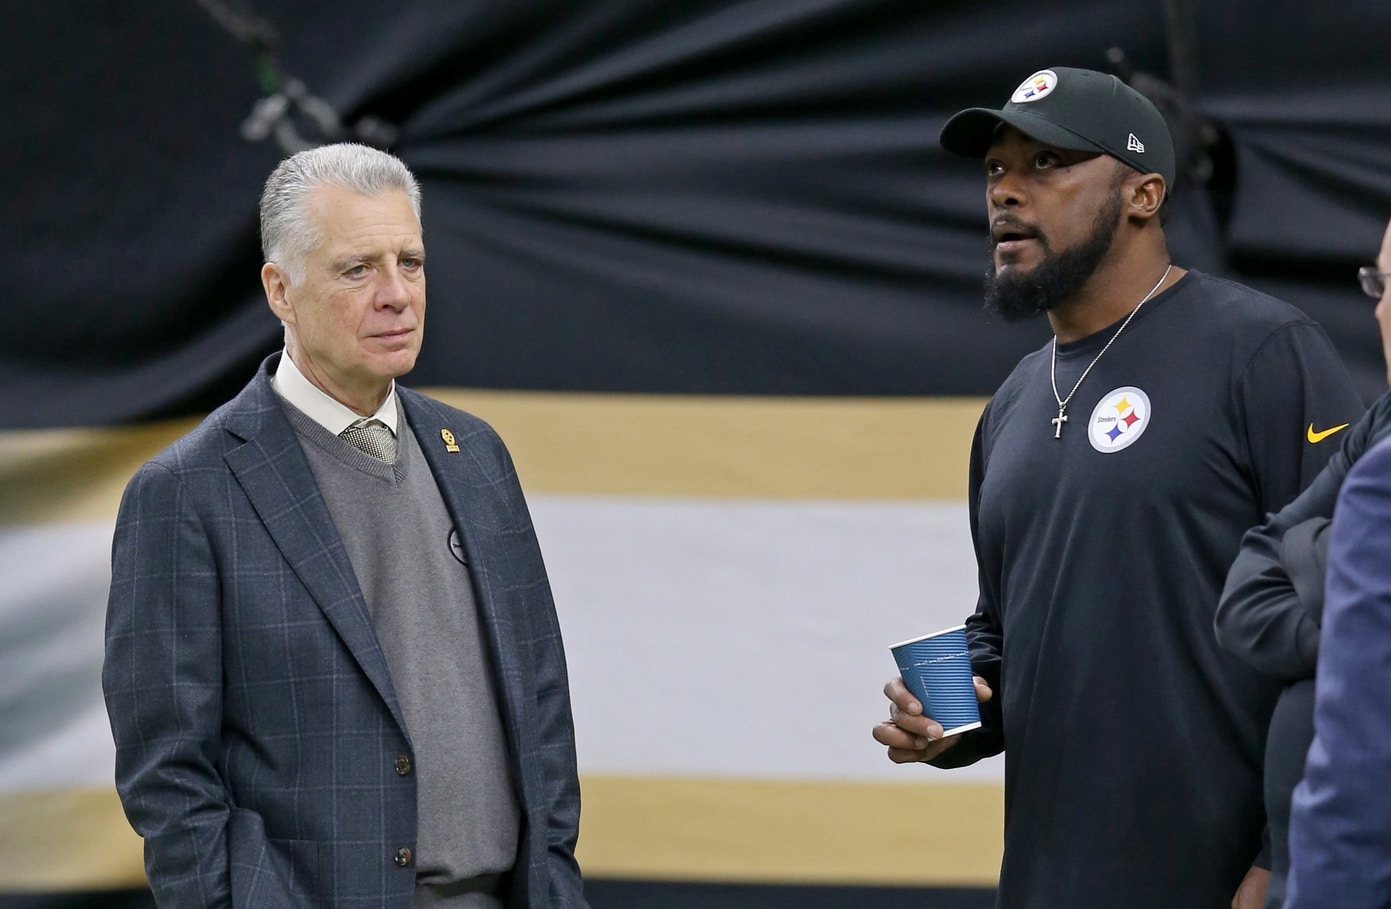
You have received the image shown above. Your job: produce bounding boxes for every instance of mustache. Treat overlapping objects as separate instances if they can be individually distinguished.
[990,215,1045,247]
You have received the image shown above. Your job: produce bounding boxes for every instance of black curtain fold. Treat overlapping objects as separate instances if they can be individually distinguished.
[7,0,1390,428]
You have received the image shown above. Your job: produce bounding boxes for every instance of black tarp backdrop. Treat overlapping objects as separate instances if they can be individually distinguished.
[6,4,1391,906]
[7,0,1391,428]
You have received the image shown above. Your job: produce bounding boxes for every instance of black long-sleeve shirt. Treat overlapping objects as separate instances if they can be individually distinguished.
[933,272,1364,909]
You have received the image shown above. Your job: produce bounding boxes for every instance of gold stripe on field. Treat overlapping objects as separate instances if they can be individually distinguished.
[576,775,1003,886]
[0,778,1002,891]
[0,420,199,527]
[0,788,147,891]
[0,395,985,526]
[423,391,986,500]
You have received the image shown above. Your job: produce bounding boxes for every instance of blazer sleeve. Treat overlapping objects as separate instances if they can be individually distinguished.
[492,437,588,907]
[532,580,588,909]
[102,460,231,908]
[1215,481,1340,681]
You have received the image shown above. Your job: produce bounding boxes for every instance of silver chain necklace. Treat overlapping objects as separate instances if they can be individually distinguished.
[1049,264,1172,439]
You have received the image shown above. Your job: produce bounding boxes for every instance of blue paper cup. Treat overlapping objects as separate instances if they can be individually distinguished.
[890,625,981,737]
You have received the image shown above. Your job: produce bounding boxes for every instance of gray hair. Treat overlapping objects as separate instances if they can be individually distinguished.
[259,143,422,283]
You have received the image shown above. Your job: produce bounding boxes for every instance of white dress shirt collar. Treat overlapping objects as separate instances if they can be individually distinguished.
[271,350,399,437]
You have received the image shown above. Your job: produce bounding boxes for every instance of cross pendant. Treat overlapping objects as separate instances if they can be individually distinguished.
[1051,408,1068,439]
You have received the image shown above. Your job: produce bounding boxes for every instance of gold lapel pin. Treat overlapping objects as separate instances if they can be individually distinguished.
[441,429,460,453]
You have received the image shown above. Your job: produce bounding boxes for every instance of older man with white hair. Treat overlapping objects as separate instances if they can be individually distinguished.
[103,143,588,909]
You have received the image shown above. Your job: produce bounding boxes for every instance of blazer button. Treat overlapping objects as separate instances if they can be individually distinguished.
[394,754,412,775]
[394,846,413,867]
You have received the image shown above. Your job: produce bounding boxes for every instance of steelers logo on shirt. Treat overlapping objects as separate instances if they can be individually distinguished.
[1088,386,1151,454]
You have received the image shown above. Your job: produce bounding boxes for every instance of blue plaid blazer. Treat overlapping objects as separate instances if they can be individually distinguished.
[103,356,586,908]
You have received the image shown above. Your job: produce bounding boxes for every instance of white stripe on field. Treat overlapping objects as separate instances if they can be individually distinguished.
[0,522,117,789]
[0,497,1001,791]
[532,496,1002,782]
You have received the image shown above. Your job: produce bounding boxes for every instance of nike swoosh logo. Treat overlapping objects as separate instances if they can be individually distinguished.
[1307,422,1350,444]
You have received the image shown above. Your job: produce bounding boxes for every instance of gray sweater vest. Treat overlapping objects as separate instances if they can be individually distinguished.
[282,399,519,907]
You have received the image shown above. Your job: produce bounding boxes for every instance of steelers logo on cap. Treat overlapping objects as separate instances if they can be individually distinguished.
[1011,70,1058,104]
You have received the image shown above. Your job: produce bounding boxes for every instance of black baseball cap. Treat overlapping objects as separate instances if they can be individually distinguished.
[940,67,1175,189]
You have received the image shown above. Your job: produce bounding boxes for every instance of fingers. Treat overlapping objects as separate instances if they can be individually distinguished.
[874,719,963,763]
[875,672,989,765]
[877,676,951,763]
[884,676,921,714]
[886,744,930,764]
[882,677,942,738]
[873,718,926,751]
[887,700,942,738]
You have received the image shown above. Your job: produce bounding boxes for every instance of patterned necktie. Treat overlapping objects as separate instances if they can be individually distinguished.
[340,418,398,462]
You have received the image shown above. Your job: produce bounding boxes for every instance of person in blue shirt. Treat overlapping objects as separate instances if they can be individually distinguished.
[1282,221,1391,909]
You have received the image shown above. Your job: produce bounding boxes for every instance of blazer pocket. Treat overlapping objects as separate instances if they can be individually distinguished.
[227,807,322,908]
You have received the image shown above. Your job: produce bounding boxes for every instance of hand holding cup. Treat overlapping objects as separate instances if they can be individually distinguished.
[874,625,993,762]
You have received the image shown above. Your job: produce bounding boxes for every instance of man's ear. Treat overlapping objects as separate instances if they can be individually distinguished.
[261,262,295,324]
[1126,173,1167,221]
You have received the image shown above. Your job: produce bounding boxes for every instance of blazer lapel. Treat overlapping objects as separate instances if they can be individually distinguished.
[401,393,527,741]
[222,363,408,734]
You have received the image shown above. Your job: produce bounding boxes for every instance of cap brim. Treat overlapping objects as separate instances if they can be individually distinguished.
[939,107,1104,159]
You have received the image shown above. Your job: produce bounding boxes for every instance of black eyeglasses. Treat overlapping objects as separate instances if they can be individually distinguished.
[1359,265,1391,299]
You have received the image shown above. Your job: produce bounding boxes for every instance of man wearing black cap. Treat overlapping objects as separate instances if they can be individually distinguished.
[872,67,1364,908]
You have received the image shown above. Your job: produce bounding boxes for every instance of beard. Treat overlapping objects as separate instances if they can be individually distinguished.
[982,190,1124,323]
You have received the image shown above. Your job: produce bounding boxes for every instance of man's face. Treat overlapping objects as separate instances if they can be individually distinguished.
[263,185,426,412]
[980,126,1127,321]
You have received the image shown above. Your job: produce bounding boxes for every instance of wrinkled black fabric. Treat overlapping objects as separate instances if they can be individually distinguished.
[7,0,1390,428]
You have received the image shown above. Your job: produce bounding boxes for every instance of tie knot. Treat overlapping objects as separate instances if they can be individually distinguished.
[340,419,397,462]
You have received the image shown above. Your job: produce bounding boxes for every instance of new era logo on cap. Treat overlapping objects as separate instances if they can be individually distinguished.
[1127,133,1145,154]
